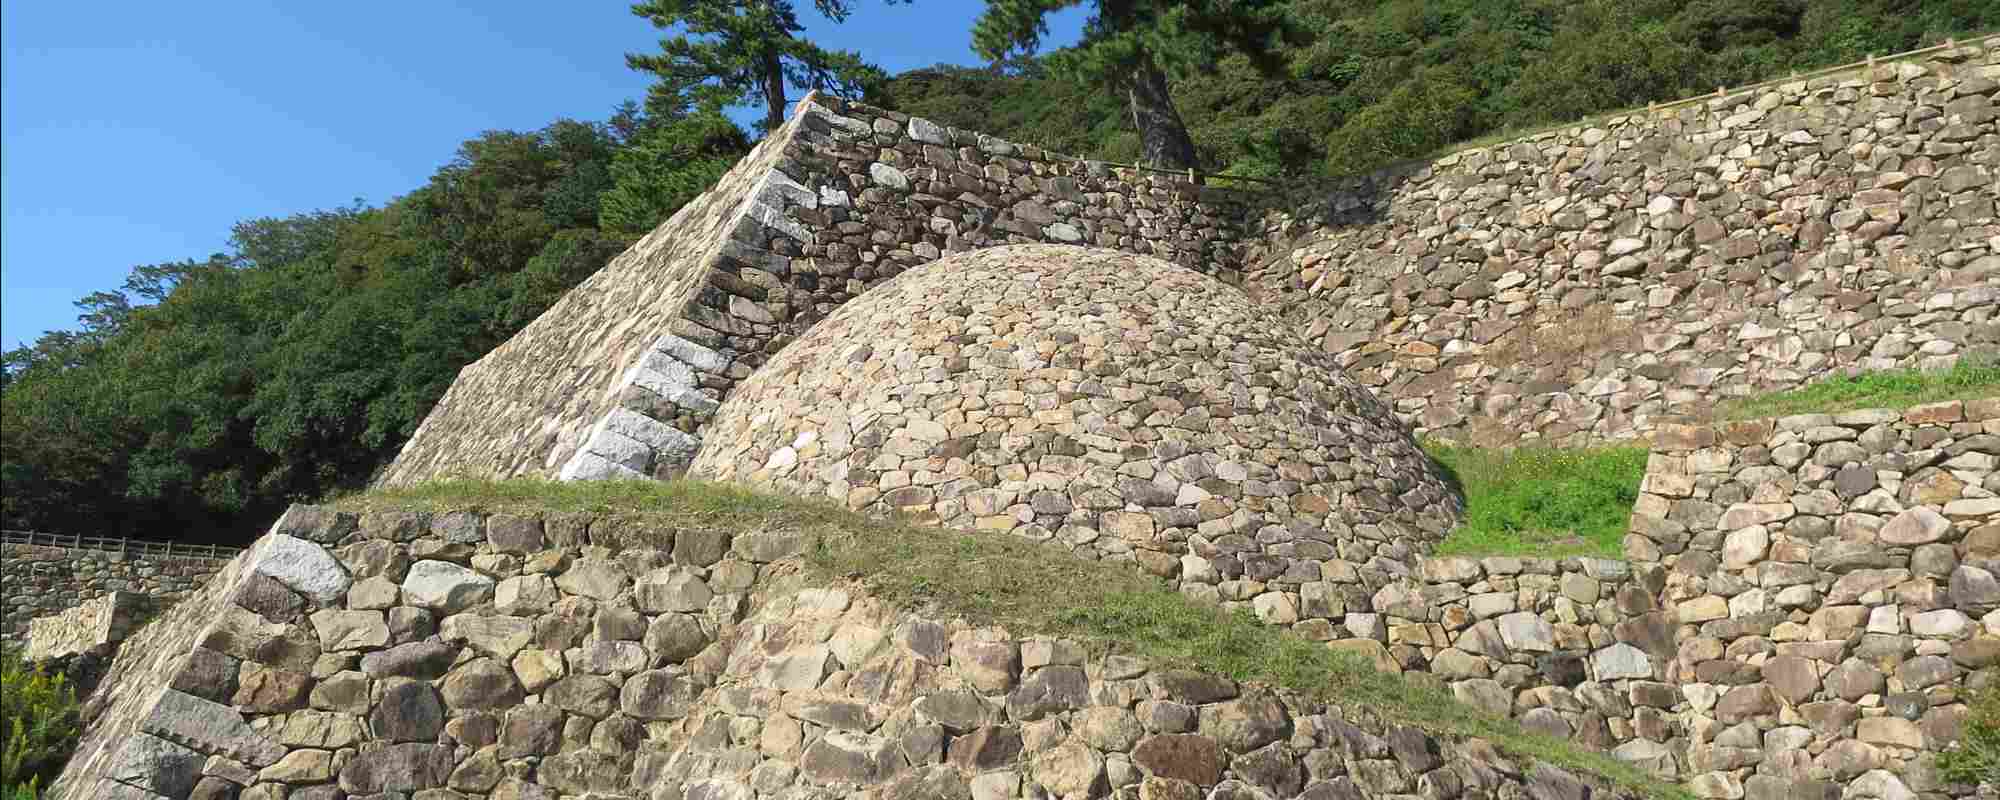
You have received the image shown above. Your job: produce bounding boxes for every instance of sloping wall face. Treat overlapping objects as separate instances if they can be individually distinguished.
[52,505,1641,800]
[1244,40,1999,445]
[379,95,1247,487]
[375,115,807,487]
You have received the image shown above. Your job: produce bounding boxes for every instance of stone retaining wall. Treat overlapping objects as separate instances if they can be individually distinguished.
[1245,37,1999,446]
[1619,397,2000,798]
[49,505,1642,800]
[384,37,1997,488]
[1,543,231,646]
[380,94,1252,488]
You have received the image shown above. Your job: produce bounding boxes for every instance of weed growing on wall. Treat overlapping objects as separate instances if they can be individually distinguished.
[0,649,79,798]
[1423,442,1649,558]
[1940,688,2000,787]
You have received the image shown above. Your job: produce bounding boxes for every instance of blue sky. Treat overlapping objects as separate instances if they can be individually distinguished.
[1,2,1086,350]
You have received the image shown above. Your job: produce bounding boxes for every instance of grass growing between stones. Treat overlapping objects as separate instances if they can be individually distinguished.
[347,478,1690,800]
[1712,356,2000,421]
[1423,443,1648,559]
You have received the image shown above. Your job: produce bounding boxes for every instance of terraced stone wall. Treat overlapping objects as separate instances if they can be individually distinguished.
[49,504,1643,800]
[1,542,230,646]
[1617,397,2000,798]
[380,94,1249,488]
[1245,37,2000,445]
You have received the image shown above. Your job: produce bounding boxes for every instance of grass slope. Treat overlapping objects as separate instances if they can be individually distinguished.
[1714,356,2000,421]
[1423,443,1649,559]
[347,479,1689,800]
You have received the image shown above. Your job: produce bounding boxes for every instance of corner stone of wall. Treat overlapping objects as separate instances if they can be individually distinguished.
[52,504,1648,800]
[25,590,145,662]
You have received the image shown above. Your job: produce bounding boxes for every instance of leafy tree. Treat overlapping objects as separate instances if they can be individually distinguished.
[626,0,906,134]
[0,117,643,543]
[599,110,751,237]
[971,0,1288,169]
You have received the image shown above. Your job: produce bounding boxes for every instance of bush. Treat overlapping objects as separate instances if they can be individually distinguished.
[1941,688,2000,787]
[0,649,79,798]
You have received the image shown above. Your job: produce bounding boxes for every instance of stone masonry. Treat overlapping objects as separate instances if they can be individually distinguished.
[384,38,1995,488]
[1619,398,2000,798]
[690,245,1461,573]
[380,94,1251,488]
[48,504,1643,800]
[1247,38,1999,445]
[1,542,231,646]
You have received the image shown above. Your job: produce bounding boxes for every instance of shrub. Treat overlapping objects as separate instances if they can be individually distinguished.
[0,649,79,798]
[1941,688,2000,788]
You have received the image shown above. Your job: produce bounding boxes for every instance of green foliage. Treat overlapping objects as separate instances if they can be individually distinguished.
[341,479,1689,799]
[626,0,905,133]
[1,107,736,543]
[0,650,79,798]
[971,0,1290,168]
[1425,442,1649,558]
[600,111,751,237]
[881,0,1996,176]
[1715,355,2000,420]
[1940,688,2000,786]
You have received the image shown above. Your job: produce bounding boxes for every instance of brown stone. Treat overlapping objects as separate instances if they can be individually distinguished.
[1132,734,1226,785]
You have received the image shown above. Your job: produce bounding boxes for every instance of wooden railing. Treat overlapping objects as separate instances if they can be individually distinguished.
[0,529,242,560]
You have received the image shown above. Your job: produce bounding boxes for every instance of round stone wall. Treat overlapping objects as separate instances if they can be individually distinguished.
[689,244,1461,574]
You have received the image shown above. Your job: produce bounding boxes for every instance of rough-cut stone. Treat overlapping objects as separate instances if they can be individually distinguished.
[1881,507,1952,545]
[253,534,352,604]
[400,560,495,612]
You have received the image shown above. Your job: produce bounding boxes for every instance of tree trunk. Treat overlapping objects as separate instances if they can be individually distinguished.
[1127,60,1197,171]
[761,47,788,133]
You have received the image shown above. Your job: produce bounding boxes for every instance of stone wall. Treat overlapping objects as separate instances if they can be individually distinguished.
[381,94,1252,488]
[1,542,232,646]
[383,37,1998,485]
[1617,397,2000,798]
[50,504,1643,800]
[1245,37,1999,445]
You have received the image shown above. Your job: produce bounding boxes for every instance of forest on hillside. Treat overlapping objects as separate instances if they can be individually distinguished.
[873,0,1999,178]
[3,0,1993,544]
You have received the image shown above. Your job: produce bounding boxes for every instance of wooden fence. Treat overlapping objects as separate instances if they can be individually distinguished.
[0,529,243,560]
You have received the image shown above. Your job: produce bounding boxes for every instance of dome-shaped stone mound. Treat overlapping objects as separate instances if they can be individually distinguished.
[690,244,1460,569]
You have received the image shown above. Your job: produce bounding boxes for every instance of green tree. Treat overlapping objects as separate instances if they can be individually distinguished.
[626,0,906,134]
[971,0,1288,169]
[599,110,751,237]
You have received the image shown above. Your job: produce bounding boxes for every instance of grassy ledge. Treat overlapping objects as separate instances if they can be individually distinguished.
[1423,443,1649,559]
[1713,356,2000,421]
[345,479,1688,800]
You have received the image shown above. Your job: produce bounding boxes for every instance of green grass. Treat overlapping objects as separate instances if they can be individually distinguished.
[346,478,1689,800]
[1424,443,1649,559]
[1713,356,2000,421]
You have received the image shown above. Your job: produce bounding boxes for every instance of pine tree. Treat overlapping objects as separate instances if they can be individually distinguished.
[972,0,1286,170]
[626,0,906,134]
